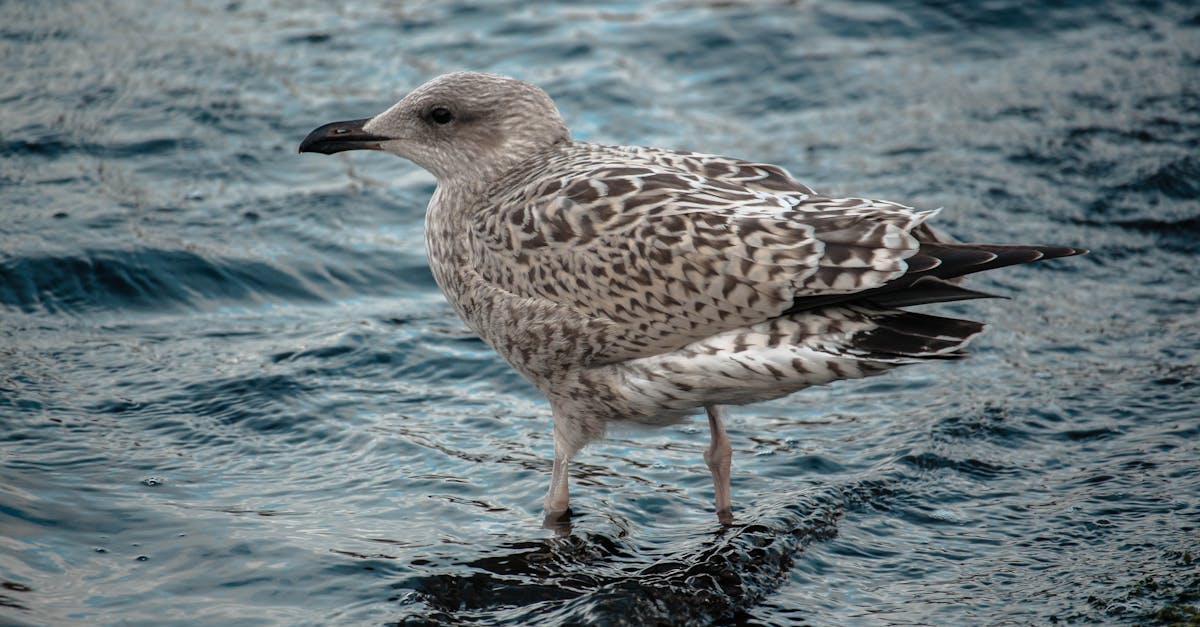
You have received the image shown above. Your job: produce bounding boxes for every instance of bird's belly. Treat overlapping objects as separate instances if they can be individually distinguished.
[427,253,613,391]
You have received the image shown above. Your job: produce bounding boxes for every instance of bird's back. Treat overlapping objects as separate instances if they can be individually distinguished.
[465,141,948,361]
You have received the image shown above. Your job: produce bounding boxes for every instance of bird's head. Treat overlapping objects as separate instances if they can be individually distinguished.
[299,72,570,183]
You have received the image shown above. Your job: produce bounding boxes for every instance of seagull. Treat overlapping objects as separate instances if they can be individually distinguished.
[300,72,1085,525]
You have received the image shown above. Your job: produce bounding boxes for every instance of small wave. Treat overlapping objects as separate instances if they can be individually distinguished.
[0,248,323,314]
[899,451,1019,480]
[1116,155,1200,200]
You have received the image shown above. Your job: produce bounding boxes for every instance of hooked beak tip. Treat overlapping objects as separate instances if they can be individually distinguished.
[298,118,390,155]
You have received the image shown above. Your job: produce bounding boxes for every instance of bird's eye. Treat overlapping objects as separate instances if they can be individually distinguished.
[429,107,454,125]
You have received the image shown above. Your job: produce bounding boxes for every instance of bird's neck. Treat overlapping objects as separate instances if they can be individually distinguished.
[423,183,483,325]
[439,135,570,191]
[424,183,472,270]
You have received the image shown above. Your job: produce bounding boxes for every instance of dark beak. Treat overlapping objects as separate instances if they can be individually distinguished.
[298,118,391,155]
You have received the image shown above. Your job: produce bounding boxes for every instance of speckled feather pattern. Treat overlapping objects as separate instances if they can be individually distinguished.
[426,141,970,455]
[306,72,1082,485]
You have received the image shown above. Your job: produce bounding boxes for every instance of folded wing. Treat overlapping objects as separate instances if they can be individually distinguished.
[472,145,1083,364]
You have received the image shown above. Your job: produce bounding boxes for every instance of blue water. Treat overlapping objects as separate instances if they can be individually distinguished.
[2,1,1198,625]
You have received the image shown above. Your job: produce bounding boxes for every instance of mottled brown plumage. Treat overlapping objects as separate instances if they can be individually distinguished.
[299,72,1086,525]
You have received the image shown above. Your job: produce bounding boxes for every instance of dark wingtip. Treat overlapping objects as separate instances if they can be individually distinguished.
[849,311,986,360]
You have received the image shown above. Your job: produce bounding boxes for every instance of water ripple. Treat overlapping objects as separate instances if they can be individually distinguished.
[1,0,1197,625]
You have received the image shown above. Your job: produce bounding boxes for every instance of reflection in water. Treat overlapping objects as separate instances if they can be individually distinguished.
[400,484,856,624]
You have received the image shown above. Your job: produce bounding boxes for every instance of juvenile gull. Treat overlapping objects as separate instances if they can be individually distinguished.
[299,72,1085,525]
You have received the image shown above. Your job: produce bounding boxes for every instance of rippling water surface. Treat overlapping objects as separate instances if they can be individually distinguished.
[2,1,1198,624]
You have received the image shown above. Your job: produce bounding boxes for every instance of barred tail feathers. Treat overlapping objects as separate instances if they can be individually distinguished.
[614,306,982,424]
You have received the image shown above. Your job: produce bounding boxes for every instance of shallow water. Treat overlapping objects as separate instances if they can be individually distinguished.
[2,1,1198,625]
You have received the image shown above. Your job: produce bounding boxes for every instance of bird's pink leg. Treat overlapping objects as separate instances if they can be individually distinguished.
[543,442,571,525]
[705,404,734,525]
